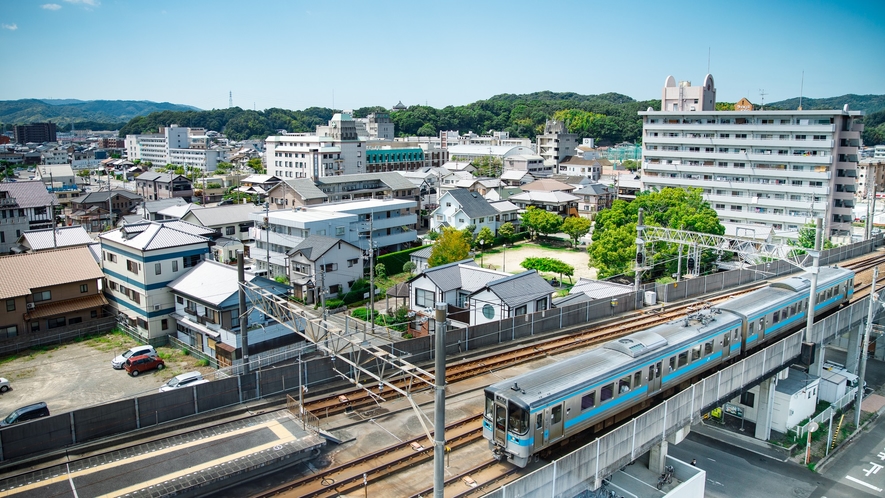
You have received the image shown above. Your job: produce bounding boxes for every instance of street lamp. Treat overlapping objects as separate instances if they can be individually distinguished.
[479,239,485,267]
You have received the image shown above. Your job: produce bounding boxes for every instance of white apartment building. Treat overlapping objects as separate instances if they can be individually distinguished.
[125,125,225,171]
[266,113,364,180]
[640,74,864,238]
[354,112,395,140]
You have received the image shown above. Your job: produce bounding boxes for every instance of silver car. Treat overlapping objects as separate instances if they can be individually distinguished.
[0,377,9,393]
[112,345,157,369]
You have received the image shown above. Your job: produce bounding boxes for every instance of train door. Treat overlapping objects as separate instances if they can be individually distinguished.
[544,403,564,445]
[648,361,662,394]
[493,401,507,446]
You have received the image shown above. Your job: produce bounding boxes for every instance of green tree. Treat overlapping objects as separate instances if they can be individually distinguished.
[471,156,503,177]
[429,227,471,267]
[402,261,417,275]
[248,157,265,174]
[498,222,515,243]
[474,226,495,249]
[793,222,835,253]
[589,187,723,280]
[621,159,640,171]
[520,257,575,284]
[561,216,591,247]
[416,123,437,136]
[374,263,387,279]
[520,206,563,240]
[77,169,91,179]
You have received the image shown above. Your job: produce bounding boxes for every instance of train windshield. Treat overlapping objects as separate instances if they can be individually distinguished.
[508,402,528,435]
[484,393,495,420]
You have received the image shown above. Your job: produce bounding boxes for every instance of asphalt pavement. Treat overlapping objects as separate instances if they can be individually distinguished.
[816,413,885,497]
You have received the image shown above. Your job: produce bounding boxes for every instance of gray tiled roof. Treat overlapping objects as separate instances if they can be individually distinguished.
[572,184,611,196]
[0,181,54,209]
[78,190,143,204]
[136,172,189,183]
[478,270,554,307]
[281,179,327,200]
[446,189,499,218]
[185,204,260,227]
[569,278,633,300]
[142,198,188,214]
[100,221,211,251]
[168,259,288,308]
[418,259,475,292]
[18,225,94,251]
[289,235,357,261]
[410,246,432,260]
[316,172,416,190]
[553,293,593,307]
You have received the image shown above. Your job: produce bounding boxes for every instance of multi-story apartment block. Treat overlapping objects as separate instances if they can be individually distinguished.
[858,159,885,199]
[640,74,864,238]
[100,220,214,342]
[125,125,224,171]
[0,181,55,232]
[354,112,395,140]
[14,122,57,144]
[537,120,578,172]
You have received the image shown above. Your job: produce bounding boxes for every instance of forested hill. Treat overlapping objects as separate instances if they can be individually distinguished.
[0,99,199,130]
[118,92,661,145]
[767,94,885,115]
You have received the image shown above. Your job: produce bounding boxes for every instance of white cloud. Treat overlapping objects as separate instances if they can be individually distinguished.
[63,0,100,6]
[42,3,62,10]
[1,23,17,31]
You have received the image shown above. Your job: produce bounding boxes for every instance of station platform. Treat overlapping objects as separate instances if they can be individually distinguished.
[0,410,324,498]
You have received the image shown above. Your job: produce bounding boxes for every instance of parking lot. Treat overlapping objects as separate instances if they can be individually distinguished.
[0,333,215,419]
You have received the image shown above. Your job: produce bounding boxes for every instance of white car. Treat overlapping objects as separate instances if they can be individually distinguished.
[159,371,208,392]
[112,345,157,369]
[0,378,9,393]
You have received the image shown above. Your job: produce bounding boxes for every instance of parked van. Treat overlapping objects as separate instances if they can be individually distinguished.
[0,402,50,427]
[159,371,208,392]
[112,345,157,369]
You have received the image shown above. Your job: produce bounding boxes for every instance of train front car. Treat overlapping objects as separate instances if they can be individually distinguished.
[484,384,532,467]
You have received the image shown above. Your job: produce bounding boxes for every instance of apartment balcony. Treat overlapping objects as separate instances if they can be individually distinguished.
[367,213,417,230]
[644,123,836,133]
[645,162,831,181]
[706,194,824,212]
[644,176,829,195]
[360,229,417,251]
[714,208,819,226]
[646,137,835,149]
[644,150,832,165]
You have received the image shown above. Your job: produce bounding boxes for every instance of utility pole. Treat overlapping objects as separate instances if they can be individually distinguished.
[804,218,822,344]
[433,302,447,498]
[319,258,327,321]
[634,208,646,293]
[856,266,878,428]
[369,213,375,336]
[264,202,271,277]
[237,250,250,374]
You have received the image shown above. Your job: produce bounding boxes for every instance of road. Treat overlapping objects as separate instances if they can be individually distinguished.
[816,414,885,497]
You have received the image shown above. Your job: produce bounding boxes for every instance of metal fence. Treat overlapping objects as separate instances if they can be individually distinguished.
[794,386,858,440]
[483,291,868,498]
[0,316,117,357]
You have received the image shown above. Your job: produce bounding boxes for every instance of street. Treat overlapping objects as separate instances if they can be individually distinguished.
[816,413,885,497]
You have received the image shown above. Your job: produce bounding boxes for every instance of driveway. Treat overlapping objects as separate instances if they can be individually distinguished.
[0,333,214,417]
[477,242,596,280]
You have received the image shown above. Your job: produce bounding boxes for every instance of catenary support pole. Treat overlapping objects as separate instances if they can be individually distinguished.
[804,218,822,344]
[856,266,878,428]
[434,302,447,498]
[237,250,250,374]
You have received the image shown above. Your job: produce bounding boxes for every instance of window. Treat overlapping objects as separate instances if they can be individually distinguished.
[536,413,543,430]
[91,310,97,318]
[226,226,236,236]
[581,392,596,410]
[704,341,713,355]
[5,299,14,312]
[536,298,547,311]
[68,317,82,325]
[336,226,345,236]
[31,322,39,332]
[619,375,631,393]
[550,405,562,425]
[513,305,527,316]
[154,262,162,275]
[161,319,168,330]
[347,258,359,267]
[1,325,16,338]
[740,391,755,407]
[600,383,614,402]
[47,317,66,329]
[329,284,342,294]
[126,259,139,275]
[183,254,201,268]
[691,345,701,361]
[32,290,51,302]
[137,318,148,329]
[415,288,435,308]
[176,296,184,304]
[678,351,689,367]
[322,263,337,272]
[172,260,179,272]
[130,290,141,304]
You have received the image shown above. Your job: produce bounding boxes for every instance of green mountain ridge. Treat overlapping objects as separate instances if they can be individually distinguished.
[0,99,200,129]
[766,94,885,115]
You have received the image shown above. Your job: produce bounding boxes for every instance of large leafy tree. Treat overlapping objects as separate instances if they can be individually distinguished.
[520,257,575,284]
[521,206,563,240]
[498,222,515,243]
[589,187,724,280]
[471,156,503,177]
[428,227,471,267]
[561,217,592,247]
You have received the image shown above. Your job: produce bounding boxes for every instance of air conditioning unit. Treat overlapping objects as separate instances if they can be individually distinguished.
[26,303,36,310]
[154,305,161,311]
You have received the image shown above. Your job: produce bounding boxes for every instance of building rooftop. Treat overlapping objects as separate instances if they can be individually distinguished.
[569,278,634,300]
[444,189,499,218]
[0,246,103,299]
[0,180,55,208]
[474,270,554,308]
[278,179,328,200]
[184,204,261,227]
[168,259,287,308]
[521,179,576,193]
[413,259,510,294]
[310,197,416,212]
[17,225,94,251]
[289,234,359,260]
[99,220,211,251]
[317,172,415,190]
[509,191,579,203]
[77,190,143,204]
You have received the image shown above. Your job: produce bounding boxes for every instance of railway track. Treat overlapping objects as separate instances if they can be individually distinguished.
[251,249,885,498]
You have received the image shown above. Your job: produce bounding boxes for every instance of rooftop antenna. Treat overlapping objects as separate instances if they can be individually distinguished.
[759,89,768,110]
[707,47,710,74]
[799,71,805,110]
[229,91,233,108]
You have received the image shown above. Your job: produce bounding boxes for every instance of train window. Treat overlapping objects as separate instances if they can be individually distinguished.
[485,395,495,420]
[772,312,780,324]
[734,329,741,341]
[634,371,642,387]
[496,405,506,431]
[619,375,631,393]
[656,361,662,378]
[691,345,701,361]
[551,406,562,425]
[678,351,689,367]
[536,413,543,430]
[508,402,528,435]
[647,366,655,382]
[704,341,713,355]
[600,383,614,402]
[791,304,797,315]
[669,356,676,371]
[723,332,730,349]
[581,393,596,410]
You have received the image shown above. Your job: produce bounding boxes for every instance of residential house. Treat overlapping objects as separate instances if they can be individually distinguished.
[0,246,108,347]
[572,183,615,219]
[287,235,363,304]
[0,189,31,253]
[157,202,201,220]
[409,245,433,273]
[521,178,576,194]
[69,190,143,230]
[99,220,214,342]
[503,154,552,177]
[168,260,294,368]
[0,181,55,231]
[136,198,189,221]
[266,178,328,209]
[14,225,94,253]
[180,204,258,242]
[134,172,194,201]
[467,270,554,325]
[500,170,535,186]
[441,161,476,173]
[408,260,508,315]
[558,156,606,180]
[484,186,523,202]
[509,191,579,218]
[431,189,499,234]
[490,200,521,230]
[235,174,282,199]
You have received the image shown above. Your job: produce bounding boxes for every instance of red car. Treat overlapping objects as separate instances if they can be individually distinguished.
[124,353,165,377]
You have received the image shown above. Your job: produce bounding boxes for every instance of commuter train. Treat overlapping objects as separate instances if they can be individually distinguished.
[484,266,854,467]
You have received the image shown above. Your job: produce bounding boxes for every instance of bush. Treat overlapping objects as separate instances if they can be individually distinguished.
[351,307,375,322]
[324,298,345,309]
[342,279,371,305]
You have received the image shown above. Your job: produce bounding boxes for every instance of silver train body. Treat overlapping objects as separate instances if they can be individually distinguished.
[484,266,854,467]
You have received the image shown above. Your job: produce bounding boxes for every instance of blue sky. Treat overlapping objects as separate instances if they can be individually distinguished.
[1,0,883,111]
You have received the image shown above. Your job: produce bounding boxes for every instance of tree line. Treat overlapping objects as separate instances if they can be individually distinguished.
[116,92,660,145]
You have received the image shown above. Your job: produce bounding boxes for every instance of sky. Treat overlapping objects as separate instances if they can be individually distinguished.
[1,0,883,112]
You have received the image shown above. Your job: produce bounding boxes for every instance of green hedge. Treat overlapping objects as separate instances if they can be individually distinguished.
[376,245,428,275]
